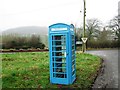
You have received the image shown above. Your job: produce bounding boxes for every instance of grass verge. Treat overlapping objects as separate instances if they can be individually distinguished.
[2,52,101,88]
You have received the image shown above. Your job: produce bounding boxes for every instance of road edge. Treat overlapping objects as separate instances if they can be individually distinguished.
[91,58,105,89]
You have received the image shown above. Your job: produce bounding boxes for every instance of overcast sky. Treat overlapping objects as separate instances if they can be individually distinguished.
[0,0,119,31]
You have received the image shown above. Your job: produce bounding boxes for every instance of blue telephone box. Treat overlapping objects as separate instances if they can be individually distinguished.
[48,23,76,85]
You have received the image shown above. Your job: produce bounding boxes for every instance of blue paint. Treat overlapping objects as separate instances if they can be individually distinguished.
[48,23,76,85]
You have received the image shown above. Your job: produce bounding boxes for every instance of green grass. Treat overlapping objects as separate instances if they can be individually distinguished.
[2,52,101,88]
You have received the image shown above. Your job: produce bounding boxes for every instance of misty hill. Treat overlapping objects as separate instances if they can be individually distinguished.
[2,26,48,35]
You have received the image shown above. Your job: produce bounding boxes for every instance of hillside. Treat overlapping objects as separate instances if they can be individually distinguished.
[2,26,48,35]
[1,26,48,47]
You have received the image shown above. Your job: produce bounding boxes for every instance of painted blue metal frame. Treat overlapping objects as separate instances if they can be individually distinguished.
[48,23,76,85]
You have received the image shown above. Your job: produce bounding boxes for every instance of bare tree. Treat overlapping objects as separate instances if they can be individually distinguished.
[108,16,120,41]
[86,18,102,41]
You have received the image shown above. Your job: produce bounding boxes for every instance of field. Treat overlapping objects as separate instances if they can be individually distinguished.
[2,52,101,88]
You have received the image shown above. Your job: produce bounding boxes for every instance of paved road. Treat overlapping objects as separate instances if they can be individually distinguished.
[86,49,119,88]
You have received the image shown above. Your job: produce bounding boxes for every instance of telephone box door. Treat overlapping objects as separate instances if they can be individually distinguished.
[50,33,69,84]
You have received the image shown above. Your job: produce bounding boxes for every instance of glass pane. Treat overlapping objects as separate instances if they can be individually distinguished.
[53,73,67,78]
[72,60,75,65]
[55,63,62,67]
[62,63,66,67]
[52,36,54,40]
[52,63,54,67]
[62,68,66,73]
[62,58,66,63]
[54,36,61,40]
[72,55,75,60]
[53,57,66,63]
[53,73,64,78]
[72,70,75,76]
[56,52,62,56]
[52,57,54,61]
[53,67,66,73]
[53,63,66,68]
[72,64,75,70]
[54,67,62,72]
[72,50,75,54]
[52,52,55,56]
[72,45,74,49]
[55,41,62,45]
